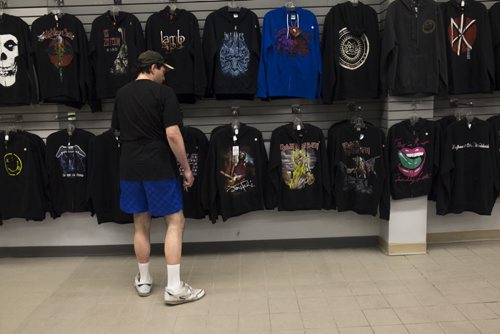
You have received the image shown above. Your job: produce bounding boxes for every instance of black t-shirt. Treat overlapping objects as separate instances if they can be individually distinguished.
[111,79,182,180]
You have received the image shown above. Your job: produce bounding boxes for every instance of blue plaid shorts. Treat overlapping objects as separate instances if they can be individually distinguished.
[120,178,183,217]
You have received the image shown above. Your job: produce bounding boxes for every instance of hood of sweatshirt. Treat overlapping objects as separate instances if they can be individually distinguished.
[449,0,473,10]
[338,1,369,36]
[159,6,190,22]
[216,6,252,25]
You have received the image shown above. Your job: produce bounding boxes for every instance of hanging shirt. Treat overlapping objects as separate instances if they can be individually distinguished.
[437,118,499,215]
[257,7,322,99]
[441,0,495,94]
[179,126,209,219]
[328,122,390,220]
[268,123,330,211]
[489,2,500,91]
[87,129,132,224]
[203,6,261,99]
[145,6,206,103]
[322,2,380,102]
[388,119,441,200]
[203,124,268,222]
[0,14,37,106]
[0,131,48,222]
[89,11,144,101]
[46,128,95,218]
[380,0,448,97]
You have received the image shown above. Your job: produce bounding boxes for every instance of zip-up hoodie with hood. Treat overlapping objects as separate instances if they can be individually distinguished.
[267,123,331,211]
[257,7,321,99]
[203,7,261,99]
[322,2,380,102]
[89,11,144,101]
[388,119,441,200]
[31,13,92,109]
[381,0,448,97]
[441,0,495,94]
[203,124,269,223]
[328,121,390,220]
[437,118,499,215]
[489,2,500,91]
[0,14,38,106]
[145,6,206,103]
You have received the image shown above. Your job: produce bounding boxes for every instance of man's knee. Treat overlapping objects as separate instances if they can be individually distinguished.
[165,211,185,231]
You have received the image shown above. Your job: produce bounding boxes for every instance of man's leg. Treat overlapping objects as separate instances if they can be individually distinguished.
[133,212,153,296]
[164,211,185,291]
[163,210,205,305]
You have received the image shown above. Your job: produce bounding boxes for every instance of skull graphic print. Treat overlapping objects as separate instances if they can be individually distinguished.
[0,34,19,87]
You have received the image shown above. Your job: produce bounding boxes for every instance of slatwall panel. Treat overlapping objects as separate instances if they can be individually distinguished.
[0,0,384,143]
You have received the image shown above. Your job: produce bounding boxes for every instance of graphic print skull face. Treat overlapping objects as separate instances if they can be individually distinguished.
[220,32,250,77]
[0,34,19,87]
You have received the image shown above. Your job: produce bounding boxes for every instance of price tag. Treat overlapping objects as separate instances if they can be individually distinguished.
[233,13,239,19]
[232,146,239,159]
[296,124,301,131]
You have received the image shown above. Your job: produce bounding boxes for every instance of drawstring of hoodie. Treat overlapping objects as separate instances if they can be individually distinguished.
[286,11,300,39]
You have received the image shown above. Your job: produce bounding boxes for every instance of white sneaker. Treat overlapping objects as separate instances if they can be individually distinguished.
[134,273,152,297]
[164,282,205,305]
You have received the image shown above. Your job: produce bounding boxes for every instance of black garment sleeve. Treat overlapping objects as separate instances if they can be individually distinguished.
[327,125,337,209]
[321,9,335,104]
[482,8,496,91]
[436,5,448,95]
[266,130,281,209]
[162,87,182,127]
[145,15,155,50]
[202,13,217,97]
[379,133,390,221]
[380,4,397,95]
[111,99,120,130]
[190,15,207,97]
[21,20,38,104]
[88,18,101,112]
[319,130,331,209]
[490,124,500,198]
[436,129,453,215]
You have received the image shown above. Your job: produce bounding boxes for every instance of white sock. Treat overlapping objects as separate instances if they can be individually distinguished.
[138,262,152,283]
[167,264,181,292]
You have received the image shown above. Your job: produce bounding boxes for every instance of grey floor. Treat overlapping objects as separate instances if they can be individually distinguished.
[2,241,500,333]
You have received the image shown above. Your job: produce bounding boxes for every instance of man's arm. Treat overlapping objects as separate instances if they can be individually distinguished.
[166,125,194,187]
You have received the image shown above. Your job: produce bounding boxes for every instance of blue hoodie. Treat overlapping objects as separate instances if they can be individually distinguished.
[257,7,321,99]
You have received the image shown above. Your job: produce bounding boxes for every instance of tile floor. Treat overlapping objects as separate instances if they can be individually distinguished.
[2,241,500,333]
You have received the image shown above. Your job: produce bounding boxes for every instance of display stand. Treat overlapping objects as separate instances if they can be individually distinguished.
[379,96,434,255]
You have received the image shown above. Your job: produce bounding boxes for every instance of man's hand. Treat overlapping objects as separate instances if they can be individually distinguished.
[183,169,194,191]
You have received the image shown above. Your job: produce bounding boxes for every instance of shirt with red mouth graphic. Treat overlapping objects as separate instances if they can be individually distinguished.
[388,119,441,200]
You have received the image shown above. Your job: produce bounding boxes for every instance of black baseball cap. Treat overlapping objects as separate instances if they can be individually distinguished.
[137,50,175,71]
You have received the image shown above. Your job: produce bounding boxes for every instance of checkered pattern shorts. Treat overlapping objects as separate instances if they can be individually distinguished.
[120,178,183,217]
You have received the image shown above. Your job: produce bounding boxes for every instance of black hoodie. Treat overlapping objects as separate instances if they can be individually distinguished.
[46,128,95,218]
[145,6,206,103]
[268,123,331,211]
[489,2,500,91]
[488,114,500,197]
[0,131,48,222]
[89,11,144,101]
[328,121,390,220]
[322,2,380,102]
[381,0,448,97]
[203,7,261,99]
[31,13,91,109]
[203,124,268,222]
[179,126,209,219]
[87,129,132,224]
[437,118,499,215]
[441,0,495,94]
[0,14,37,106]
[388,119,441,200]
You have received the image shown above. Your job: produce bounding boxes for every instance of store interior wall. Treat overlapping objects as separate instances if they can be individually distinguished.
[0,0,499,248]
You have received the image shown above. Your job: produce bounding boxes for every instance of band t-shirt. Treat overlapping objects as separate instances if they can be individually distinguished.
[111,79,182,181]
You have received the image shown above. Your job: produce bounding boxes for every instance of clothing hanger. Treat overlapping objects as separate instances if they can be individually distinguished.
[56,112,76,136]
[230,106,241,135]
[51,0,64,18]
[227,0,240,13]
[168,0,178,13]
[409,101,419,126]
[0,1,7,19]
[351,0,359,7]
[291,104,304,131]
[111,0,121,21]
[450,99,473,127]
[348,103,366,132]
[285,1,296,11]
[1,114,22,144]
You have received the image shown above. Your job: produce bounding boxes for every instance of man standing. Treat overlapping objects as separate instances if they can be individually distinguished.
[112,50,205,305]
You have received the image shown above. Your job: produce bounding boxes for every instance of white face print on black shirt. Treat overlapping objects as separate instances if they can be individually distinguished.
[0,34,19,87]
